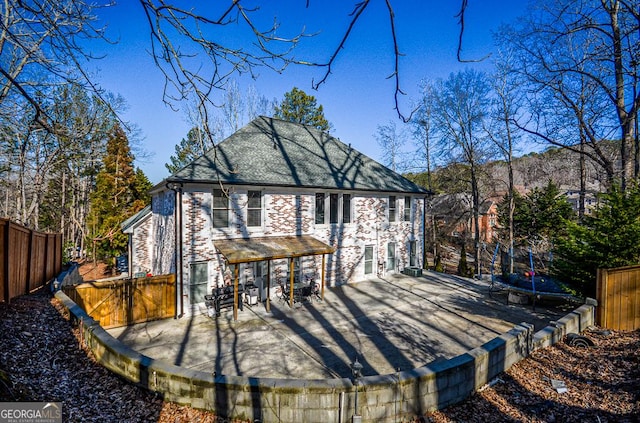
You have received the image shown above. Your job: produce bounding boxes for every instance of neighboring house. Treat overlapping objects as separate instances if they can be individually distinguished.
[477,199,499,243]
[429,194,498,243]
[563,189,599,215]
[126,116,429,316]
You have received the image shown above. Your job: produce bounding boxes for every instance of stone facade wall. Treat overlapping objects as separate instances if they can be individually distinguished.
[130,215,152,276]
[150,190,176,276]
[54,283,596,423]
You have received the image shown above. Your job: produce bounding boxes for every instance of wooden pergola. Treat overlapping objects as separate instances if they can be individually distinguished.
[214,235,336,320]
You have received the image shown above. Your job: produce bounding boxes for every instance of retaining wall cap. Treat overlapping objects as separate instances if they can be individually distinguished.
[428,353,474,373]
[359,373,397,386]
[518,322,534,331]
[396,366,433,383]
[479,336,507,352]
[533,326,557,339]
[54,291,92,323]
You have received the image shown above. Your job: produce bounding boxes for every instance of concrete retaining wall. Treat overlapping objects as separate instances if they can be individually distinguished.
[54,277,595,423]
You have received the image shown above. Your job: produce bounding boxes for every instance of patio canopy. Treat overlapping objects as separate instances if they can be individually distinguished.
[214,235,335,265]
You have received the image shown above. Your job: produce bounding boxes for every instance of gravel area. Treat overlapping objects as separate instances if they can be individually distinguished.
[1,289,638,422]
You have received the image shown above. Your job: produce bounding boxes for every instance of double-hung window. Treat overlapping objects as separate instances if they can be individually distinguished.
[330,193,339,224]
[316,192,353,225]
[213,189,229,227]
[247,190,262,227]
[389,196,397,222]
[404,196,411,221]
[342,194,352,224]
[315,193,325,224]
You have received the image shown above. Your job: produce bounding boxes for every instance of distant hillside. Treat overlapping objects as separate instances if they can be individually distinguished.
[483,142,618,196]
[407,141,619,198]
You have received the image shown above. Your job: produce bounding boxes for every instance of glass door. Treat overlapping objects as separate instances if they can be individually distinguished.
[387,242,396,273]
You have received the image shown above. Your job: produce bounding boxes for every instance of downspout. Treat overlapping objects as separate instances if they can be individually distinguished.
[167,182,184,318]
[423,194,428,270]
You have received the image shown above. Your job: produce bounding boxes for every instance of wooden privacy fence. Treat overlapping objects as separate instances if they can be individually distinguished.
[1,218,62,302]
[596,264,640,330]
[63,274,176,329]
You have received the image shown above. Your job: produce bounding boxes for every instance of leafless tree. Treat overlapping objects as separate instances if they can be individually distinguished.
[0,0,113,132]
[431,68,493,276]
[375,120,407,173]
[411,81,438,266]
[485,49,525,273]
[500,0,640,190]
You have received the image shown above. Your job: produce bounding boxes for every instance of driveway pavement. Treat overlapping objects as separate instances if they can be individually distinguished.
[107,272,573,379]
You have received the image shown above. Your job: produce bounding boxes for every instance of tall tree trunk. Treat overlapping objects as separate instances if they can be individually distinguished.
[471,165,481,277]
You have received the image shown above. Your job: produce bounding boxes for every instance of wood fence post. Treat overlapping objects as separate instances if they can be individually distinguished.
[2,219,9,303]
[25,230,34,295]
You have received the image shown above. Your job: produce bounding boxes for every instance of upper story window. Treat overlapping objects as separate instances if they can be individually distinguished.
[315,192,353,225]
[213,189,229,228]
[404,196,411,221]
[315,193,325,224]
[330,193,339,224]
[389,196,397,222]
[247,190,262,227]
[343,194,352,224]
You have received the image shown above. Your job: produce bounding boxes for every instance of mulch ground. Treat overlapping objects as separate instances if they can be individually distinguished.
[1,289,638,422]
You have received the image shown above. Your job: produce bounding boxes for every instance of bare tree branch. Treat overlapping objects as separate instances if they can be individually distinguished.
[455,0,491,63]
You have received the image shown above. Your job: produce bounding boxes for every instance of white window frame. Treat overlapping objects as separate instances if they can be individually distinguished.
[409,240,417,267]
[212,188,229,228]
[388,196,397,222]
[364,245,374,275]
[404,196,411,222]
[387,242,397,272]
[342,193,352,224]
[315,192,353,225]
[247,190,263,227]
[315,193,325,225]
[189,261,209,304]
[329,193,339,224]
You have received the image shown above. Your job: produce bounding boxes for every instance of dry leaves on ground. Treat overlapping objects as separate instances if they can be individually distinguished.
[426,328,640,422]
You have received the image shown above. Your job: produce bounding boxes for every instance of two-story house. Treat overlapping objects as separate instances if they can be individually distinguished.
[124,116,428,317]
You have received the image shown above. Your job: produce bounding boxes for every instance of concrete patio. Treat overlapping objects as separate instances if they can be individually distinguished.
[107,271,574,380]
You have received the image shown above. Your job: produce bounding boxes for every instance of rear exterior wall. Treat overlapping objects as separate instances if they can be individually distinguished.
[138,185,424,313]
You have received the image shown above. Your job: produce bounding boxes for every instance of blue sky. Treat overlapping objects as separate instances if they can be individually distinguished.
[90,1,529,184]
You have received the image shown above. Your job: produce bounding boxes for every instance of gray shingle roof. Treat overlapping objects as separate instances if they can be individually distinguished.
[121,205,151,233]
[166,116,428,194]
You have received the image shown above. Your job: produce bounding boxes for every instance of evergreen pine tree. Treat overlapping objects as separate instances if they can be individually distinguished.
[273,87,331,131]
[554,183,640,297]
[457,243,470,277]
[88,124,149,270]
[165,127,212,174]
[434,254,444,273]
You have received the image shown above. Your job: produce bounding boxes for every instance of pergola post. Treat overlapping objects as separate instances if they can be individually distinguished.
[321,254,326,301]
[289,258,295,307]
[266,260,271,312]
[233,264,239,321]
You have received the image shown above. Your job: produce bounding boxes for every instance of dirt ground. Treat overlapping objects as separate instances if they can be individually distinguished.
[77,260,112,281]
[1,288,638,422]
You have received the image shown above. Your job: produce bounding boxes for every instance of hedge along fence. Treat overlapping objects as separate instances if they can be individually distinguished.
[53,277,596,422]
[1,218,62,302]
